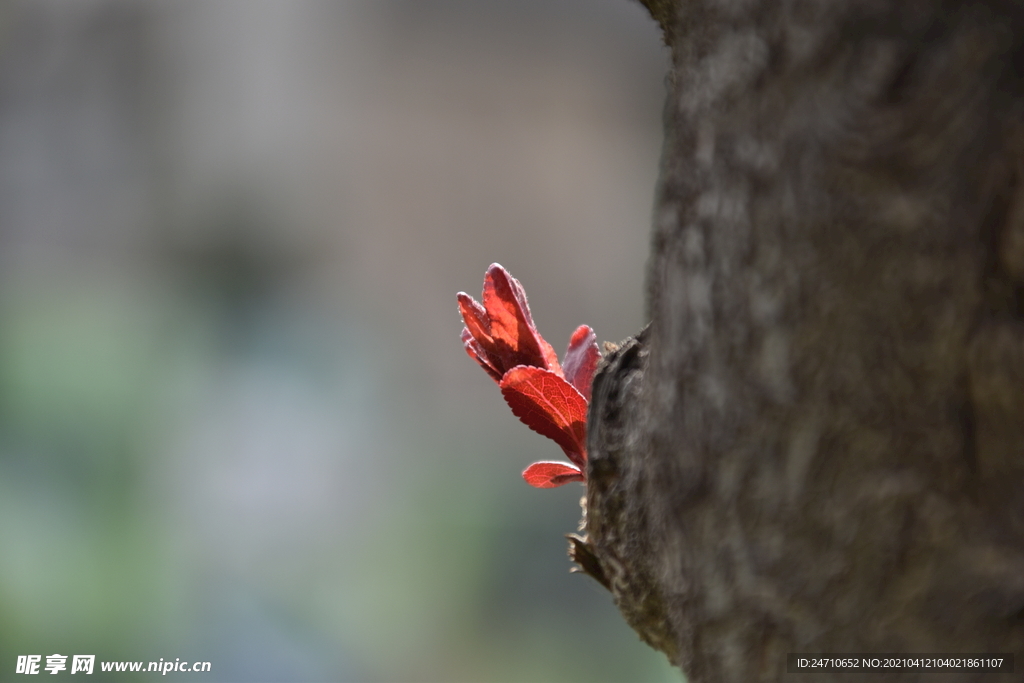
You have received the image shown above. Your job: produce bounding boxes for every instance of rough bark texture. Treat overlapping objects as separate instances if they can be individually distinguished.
[582,1,1024,680]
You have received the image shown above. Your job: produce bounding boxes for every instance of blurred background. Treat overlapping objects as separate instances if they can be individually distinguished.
[0,1,672,680]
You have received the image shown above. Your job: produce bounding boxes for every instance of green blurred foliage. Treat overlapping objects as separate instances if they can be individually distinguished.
[0,1,679,681]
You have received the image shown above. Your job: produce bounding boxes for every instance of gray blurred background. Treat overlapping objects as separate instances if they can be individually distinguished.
[0,1,672,680]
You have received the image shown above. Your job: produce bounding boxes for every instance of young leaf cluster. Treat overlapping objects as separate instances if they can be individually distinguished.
[458,264,599,488]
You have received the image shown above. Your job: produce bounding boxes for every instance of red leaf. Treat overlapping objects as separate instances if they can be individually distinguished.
[457,292,490,342]
[461,327,503,382]
[483,265,560,372]
[457,264,560,381]
[562,325,600,402]
[500,366,587,470]
[522,461,584,488]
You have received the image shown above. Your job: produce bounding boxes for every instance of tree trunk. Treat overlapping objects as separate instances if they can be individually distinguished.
[580,1,1024,680]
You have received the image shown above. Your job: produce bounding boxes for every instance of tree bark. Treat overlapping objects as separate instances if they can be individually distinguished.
[580,1,1024,680]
